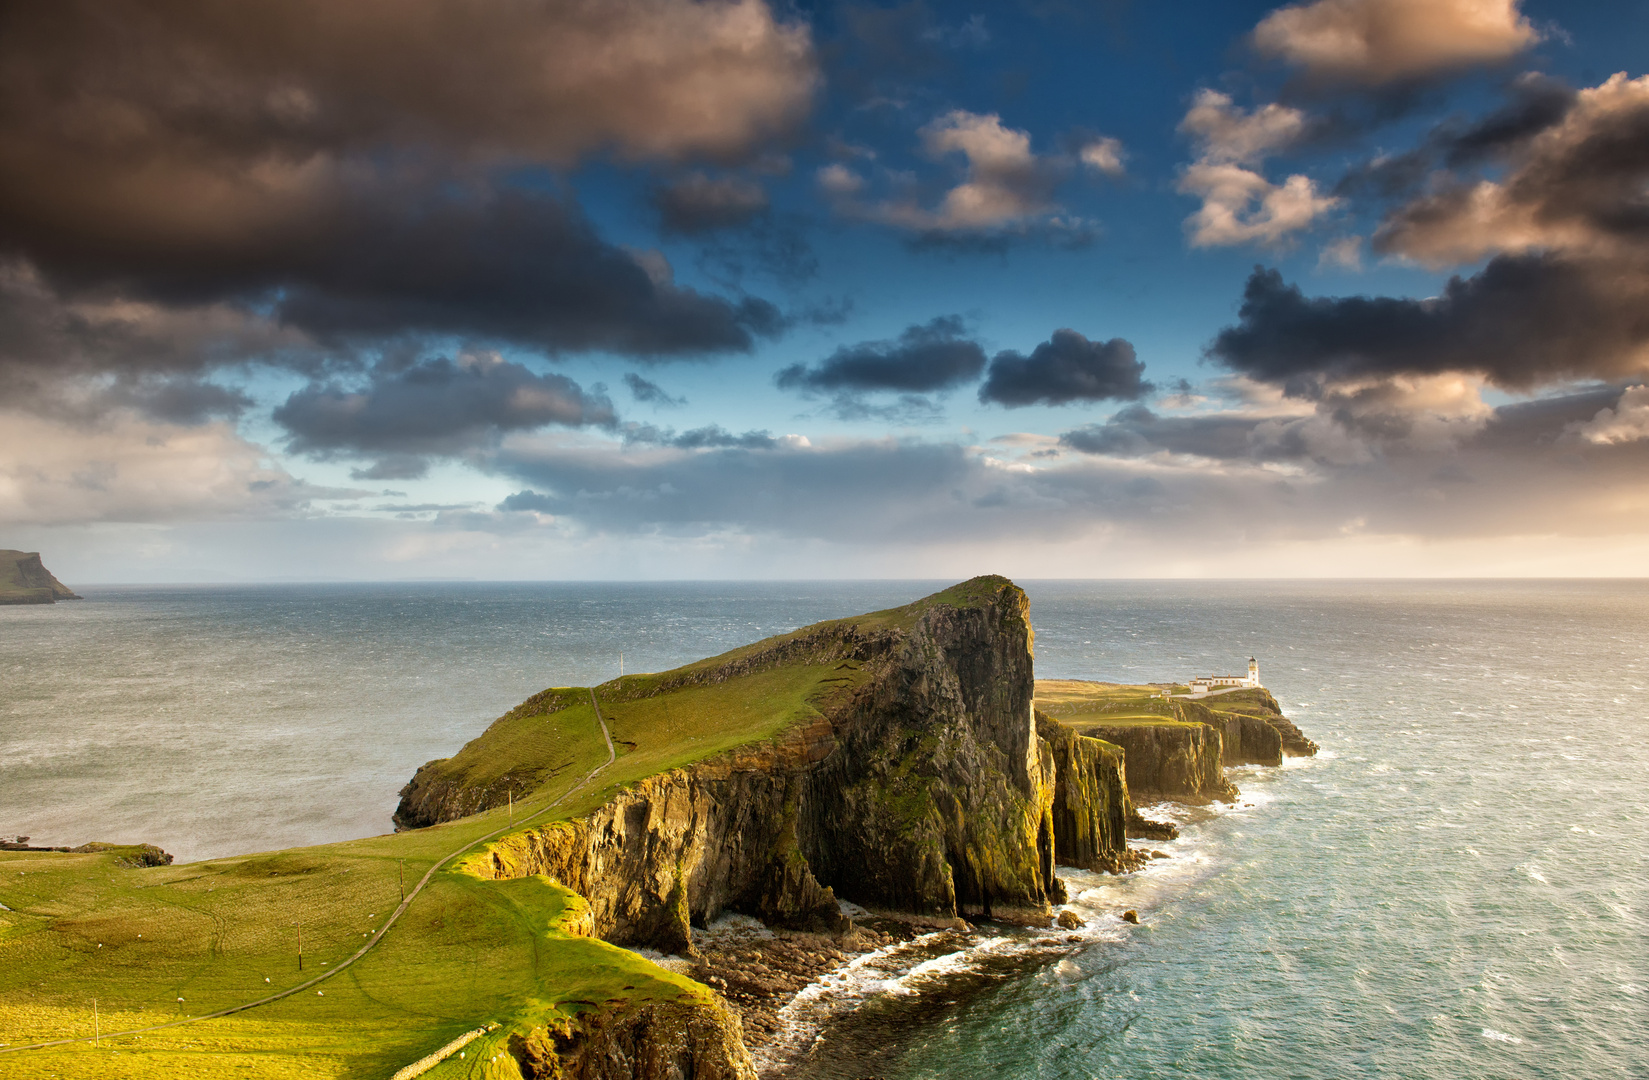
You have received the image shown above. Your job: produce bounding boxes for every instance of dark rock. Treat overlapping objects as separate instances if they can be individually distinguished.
[1120,909,1140,924]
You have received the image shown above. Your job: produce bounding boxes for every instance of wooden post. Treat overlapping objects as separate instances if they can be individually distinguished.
[296,924,303,972]
[399,859,405,902]
[508,788,513,820]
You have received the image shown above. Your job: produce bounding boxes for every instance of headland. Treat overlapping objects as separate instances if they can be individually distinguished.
[0,551,81,605]
[0,576,1313,1078]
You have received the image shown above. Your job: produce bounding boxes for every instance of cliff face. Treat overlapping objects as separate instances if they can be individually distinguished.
[1177,699,1284,767]
[0,550,81,604]
[514,999,757,1080]
[798,587,1057,922]
[1074,721,1239,804]
[458,577,1062,954]
[1181,688,1320,761]
[1036,712,1133,873]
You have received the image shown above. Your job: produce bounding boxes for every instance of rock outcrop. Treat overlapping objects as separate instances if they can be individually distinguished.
[1071,720,1240,804]
[0,550,81,604]
[513,999,757,1080]
[1036,712,1137,873]
[1176,698,1284,767]
[454,577,1063,955]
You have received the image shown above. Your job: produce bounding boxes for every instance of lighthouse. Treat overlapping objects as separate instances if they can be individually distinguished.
[1248,657,1259,686]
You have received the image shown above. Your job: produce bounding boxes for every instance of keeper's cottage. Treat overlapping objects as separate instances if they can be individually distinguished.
[1188,657,1260,694]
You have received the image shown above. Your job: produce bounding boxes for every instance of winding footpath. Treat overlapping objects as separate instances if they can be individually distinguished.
[1,691,618,1058]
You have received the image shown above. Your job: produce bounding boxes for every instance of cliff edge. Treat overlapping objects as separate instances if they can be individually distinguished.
[0,550,81,604]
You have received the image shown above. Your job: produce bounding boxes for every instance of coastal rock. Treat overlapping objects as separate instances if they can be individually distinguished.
[514,998,757,1080]
[1035,712,1133,873]
[1056,909,1085,929]
[459,577,1062,951]
[1073,720,1240,805]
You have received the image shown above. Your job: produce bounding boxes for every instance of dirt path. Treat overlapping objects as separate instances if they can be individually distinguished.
[2,692,618,1057]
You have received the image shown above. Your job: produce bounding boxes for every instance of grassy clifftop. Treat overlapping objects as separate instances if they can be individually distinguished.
[0,550,81,605]
[396,575,1021,830]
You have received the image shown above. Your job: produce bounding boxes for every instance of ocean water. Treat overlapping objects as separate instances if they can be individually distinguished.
[3,580,1646,1078]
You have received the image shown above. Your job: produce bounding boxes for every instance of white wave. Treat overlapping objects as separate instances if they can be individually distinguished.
[1481,1028,1523,1044]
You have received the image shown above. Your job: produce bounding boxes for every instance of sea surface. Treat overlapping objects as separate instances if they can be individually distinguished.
[3,580,1646,1079]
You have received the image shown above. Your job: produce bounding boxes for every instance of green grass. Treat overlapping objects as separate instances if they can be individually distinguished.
[1034,679,1191,728]
[0,750,702,1078]
[0,576,1016,1076]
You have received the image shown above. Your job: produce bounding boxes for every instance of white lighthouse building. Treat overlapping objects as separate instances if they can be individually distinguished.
[1187,657,1260,695]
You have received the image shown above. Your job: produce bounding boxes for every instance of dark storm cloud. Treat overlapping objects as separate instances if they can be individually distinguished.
[1208,261,1649,393]
[274,353,617,474]
[0,0,813,411]
[623,424,779,449]
[624,373,688,407]
[1336,74,1577,201]
[776,316,986,395]
[1059,404,1265,459]
[104,378,255,425]
[270,188,787,357]
[979,330,1152,407]
[652,174,771,234]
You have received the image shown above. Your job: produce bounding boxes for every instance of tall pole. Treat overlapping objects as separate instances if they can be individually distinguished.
[508,787,513,820]
[296,924,303,972]
[399,859,405,902]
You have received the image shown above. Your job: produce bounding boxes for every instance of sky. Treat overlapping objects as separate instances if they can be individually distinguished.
[4,0,1649,581]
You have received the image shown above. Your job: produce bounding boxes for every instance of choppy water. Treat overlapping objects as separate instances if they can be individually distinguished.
[3,580,1646,1078]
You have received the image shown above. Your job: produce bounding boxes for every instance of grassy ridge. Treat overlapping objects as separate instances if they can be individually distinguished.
[1035,678,1269,730]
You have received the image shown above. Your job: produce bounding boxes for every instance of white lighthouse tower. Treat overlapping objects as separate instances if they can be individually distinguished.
[1247,657,1259,687]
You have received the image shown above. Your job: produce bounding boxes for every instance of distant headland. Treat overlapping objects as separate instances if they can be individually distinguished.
[0,550,81,605]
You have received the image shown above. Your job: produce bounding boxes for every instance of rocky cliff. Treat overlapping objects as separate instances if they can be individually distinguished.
[437,576,1063,960]
[0,550,81,604]
[1035,713,1136,873]
[1071,719,1240,804]
[513,999,757,1080]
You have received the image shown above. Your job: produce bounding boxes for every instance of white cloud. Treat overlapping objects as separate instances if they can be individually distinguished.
[1180,90,1307,164]
[1253,0,1539,85]
[1568,385,1649,444]
[1176,91,1336,248]
[0,410,352,526]
[824,110,1086,235]
[1179,164,1339,248]
[1079,137,1127,176]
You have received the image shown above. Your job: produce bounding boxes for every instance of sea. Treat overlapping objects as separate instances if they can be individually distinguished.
[2,580,1645,1079]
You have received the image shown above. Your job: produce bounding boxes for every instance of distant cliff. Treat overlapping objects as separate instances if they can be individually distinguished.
[0,550,81,605]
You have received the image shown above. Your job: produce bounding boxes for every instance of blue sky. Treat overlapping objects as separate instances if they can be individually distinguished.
[5,0,1649,580]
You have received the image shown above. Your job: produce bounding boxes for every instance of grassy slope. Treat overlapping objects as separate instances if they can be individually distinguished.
[1034,679,1194,729]
[1,578,1013,1077]
[0,763,711,1079]
[1035,678,1271,731]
